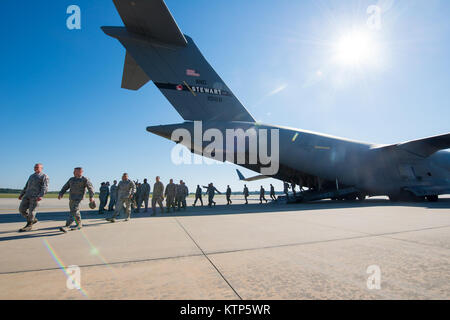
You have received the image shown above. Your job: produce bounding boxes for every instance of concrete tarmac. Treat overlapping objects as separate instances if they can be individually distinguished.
[0,195,449,300]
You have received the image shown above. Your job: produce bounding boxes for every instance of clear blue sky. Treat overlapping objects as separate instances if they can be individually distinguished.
[1,0,449,192]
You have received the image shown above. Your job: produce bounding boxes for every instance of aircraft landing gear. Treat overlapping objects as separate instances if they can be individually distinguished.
[390,190,426,202]
[426,195,439,202]
[357,193,366,202]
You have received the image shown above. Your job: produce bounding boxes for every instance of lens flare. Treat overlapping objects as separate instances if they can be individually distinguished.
[334,30,379,67]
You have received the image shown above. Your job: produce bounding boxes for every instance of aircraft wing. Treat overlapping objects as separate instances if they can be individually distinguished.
[397,133,450,157]
[374,133,450,157]
[236,169,270,182]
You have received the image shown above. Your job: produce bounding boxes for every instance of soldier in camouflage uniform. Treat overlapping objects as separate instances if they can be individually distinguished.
[108,180,118,211]
[152,176,165,216]
[99,182,109,214]
[134,182,142,213]
[291,182,297,197]
[283,182,290,199]
[193,185,203,207]
[181,182,189,210]
[58,167,95,233]
[270,184,277,201]
[226,185,232,205]
[176,180,188,211]
[243,184,249,204]
[106,173,136,223]
[259,186,268,204]
[138,178,151,212]
[203,183,221,207]
[18,163,49,232]
[164,179,177,212]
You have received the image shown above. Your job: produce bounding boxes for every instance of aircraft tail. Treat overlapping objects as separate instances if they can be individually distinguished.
[102,0,255,122]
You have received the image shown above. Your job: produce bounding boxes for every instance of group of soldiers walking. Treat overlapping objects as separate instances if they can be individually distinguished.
[17,163,281,233]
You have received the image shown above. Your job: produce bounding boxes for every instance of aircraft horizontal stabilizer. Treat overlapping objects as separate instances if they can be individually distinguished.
[112,0,187,46]
[103,0,255,122]
[236,169,270,182]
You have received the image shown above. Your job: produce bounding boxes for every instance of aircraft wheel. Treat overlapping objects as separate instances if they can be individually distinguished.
[389,195,399,202]
[426,195,439,202]
[357,193,366,201]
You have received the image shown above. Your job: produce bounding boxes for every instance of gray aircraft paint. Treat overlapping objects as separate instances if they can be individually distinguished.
[103,0,450,199]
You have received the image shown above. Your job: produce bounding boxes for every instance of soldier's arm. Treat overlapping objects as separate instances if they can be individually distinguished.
[130,181,136,197]
[58,180,71,199]
[86,179,95,200]
[38,175,49,199]
[19,178,29,199]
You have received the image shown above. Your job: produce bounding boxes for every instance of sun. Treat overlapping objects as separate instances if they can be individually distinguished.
[334,30,379,67]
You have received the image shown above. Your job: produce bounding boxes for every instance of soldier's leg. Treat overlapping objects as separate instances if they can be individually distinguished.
[60,200,79,232]
[151,197,157,215]
[144,197,149,212]
[158,198,164,213]
[73,200,82,227]
[111,199,124,219]
[19,197,31,221]
[166,196,171,211]
[28,198,39,223]
[99,198,105,214]
[108,197,115,211]
[125,199,132,220]
[66,200,76,227]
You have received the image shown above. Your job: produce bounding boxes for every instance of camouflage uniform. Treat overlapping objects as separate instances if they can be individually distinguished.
[283,182,290,199]
[226,187,232,205]
[259,187,268,204]
[111,180,136,220]
[243,186,249,204]
[164,182,177,212]
[99,185,109,214]
[270,185,276,201]
[152,181,165,214]
[176,184,188,211]
[138,182,151,212]
[59,176,94,227]
[203,185,220,207]
[19,172,49,223]
[193,186,203,206]
[108,183,118,211]
[134,183,142,211]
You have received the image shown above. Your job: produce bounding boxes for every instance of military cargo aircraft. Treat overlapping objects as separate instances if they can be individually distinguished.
[102,0,450,202]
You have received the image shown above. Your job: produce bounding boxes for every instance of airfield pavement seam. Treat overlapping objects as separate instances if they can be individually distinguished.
[293,218,450,251]
[174,217,243,300]
[1,222,449,276]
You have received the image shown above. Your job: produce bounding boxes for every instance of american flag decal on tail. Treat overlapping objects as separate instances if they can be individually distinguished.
[186,69,200,77]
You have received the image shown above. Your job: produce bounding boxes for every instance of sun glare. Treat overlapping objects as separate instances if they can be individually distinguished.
[334,30,379,67]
